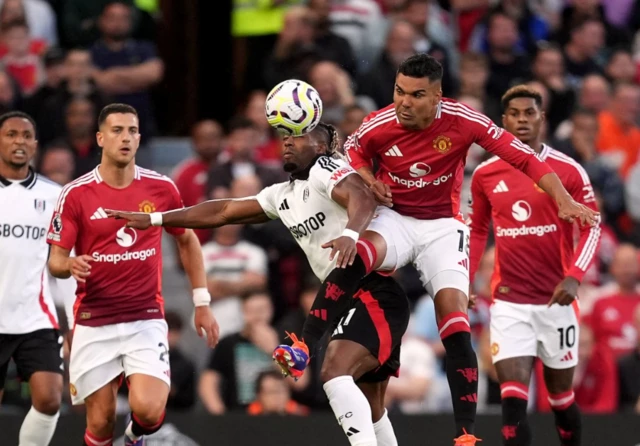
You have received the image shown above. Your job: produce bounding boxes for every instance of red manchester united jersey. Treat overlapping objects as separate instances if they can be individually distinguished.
[47,166,185,327]
[468,146,601,305]
[344,99,554,220]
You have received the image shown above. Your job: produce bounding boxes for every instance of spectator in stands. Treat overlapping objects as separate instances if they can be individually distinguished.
[562,17,605,85]
[247,371,309,416]
[23,46,64,117]
[207,117,282,198]
[357,19,418,110]
[605,47,638,84]
[164,311,196,411]
[307,60,375,125]
[242,90,281,166]
[37,48,110,145]
[590,244,640,358]
[337,104,367,141]
[595,82,640,178]
[555,0,630,47]
[90,0,164,136]
[172,119,224,244]
[0,19,44,95]
[62,96,101,177]
[201,180,268,338]
[0,0,57,46]
[37,141,75,185]
[0,69,22,114]
[554,73,611,139]
[455,52,495,117]
[618,304,640,412]
[199,292,280,414]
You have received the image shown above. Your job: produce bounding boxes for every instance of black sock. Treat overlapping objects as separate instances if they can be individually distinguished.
[552,402,581,446]
[501,397,531,445]
[442,330,478,436]
[301,255,366,354]
[129,411,165,437]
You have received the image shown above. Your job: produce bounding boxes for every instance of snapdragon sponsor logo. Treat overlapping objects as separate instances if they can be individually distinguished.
[495,224,557,238]
[92,248,157,264]
[388,171,452,189]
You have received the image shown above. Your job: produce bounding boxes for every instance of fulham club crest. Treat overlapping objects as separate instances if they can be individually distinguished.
[34,199,46,213]
[303,186,310,202]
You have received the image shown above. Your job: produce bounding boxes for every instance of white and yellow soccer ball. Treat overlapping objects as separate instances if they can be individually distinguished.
[265,79,323,136]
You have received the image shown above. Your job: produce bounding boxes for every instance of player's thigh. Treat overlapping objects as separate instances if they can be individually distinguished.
[365,207,416,271]
[69,324,125,406]
[0,333,16,393]
[121,319,171,395]
[490,301,537,368]
[414,218,469,292]
[84,377,120,431]
[357,378,389,422]
[533,303,580,371]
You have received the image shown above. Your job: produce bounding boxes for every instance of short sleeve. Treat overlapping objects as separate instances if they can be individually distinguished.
[47,188,79,250]
[164,178,186,237]
[207,335,233,372]
[255,184,282,220]
[309,156,357,198]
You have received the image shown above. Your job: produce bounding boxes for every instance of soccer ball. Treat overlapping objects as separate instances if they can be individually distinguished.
[265,79,323,136]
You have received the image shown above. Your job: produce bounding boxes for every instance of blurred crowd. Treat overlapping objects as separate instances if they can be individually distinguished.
[1,0,640,420]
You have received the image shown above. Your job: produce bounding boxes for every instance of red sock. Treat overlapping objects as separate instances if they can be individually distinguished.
[130,410,166,437]
[356,239,377,274]
[83,429,112,446]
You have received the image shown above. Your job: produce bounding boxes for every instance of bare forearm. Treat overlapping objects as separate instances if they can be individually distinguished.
[218,275,266,296]
[538,173,573,204]
[346,190,376,233]
[356,166,377,187]
[48,254,71,278]
[162,200,233,228]
[177,233,207,289]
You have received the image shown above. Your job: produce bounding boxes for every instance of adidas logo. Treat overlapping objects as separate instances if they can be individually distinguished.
[560,351,574,362]
[278,199,290,211]
[458,259,468,270]
[384,145,403,157]
[90,207,108,220]
[460,393,478,402]
[346,427,360,437]
[493,180,509,193]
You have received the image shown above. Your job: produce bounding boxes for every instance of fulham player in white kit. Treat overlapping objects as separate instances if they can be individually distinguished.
[109,123,410,446]
[0,111,75,445]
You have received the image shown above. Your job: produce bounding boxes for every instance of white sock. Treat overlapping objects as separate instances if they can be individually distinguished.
[323,376,377,446]
[19,406,59,446]
[373,410,398,446]
[125,420,140,440]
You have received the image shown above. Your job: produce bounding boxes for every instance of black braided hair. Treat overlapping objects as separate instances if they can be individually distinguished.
[313,122,344,159]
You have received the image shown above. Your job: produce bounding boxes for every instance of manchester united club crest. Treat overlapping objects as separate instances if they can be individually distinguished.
[491,343,500,356]
[433,135,452,154]
[138,200,156,213]
[69,383,77,396]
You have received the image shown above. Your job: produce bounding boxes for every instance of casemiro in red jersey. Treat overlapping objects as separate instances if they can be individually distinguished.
[343,54,598,445]
[468,85,599,446]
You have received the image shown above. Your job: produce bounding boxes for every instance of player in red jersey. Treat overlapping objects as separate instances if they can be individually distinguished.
[344,54,598,445]
[46,104,219,446]
[468,85,601,446]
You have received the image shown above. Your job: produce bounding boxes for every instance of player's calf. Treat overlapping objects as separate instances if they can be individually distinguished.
[500,381,532,446]
[545,366,581,446]
[126,375,168,441]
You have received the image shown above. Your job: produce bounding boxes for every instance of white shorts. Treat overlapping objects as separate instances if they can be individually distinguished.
[367,207,469,297]
[490,300,580,369]
[69,319,171,405]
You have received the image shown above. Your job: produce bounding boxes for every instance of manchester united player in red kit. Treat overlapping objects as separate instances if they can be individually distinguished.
[46,104,219,446]
[469,85,601,446]
[344,54,598,445]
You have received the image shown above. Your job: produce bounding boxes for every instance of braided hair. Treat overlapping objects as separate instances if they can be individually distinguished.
[312,122,345,160]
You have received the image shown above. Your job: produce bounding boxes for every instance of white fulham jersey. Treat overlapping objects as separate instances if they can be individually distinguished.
[0,170,76,334]
[256,156,356,281]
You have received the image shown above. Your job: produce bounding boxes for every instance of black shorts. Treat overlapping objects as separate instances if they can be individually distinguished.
[330,273,410,383]
[0,329,63,390]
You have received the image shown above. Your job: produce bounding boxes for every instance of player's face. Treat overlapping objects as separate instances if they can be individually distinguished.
[502,97,545,145]
[0,117,37,169]
[281,133,323,173]
[393,74,442,130]
[96,113,140,168]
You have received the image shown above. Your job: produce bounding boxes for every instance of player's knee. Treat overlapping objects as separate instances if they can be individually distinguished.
[87,410,116,438]
[130,396,166,425]
[32,394,61,415]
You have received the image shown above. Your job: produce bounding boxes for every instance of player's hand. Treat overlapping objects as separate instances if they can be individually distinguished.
[322,236,357,268]
[67,255,93,283]
[557,198,599,226]
[548,276,580,307]
[105,210,152,229]
[194,306,220,348]
[370,181,393,207]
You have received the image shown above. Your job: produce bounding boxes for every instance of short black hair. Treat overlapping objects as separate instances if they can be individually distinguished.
[397,53,443,83]
[98,103,138,127]
[227,116,256,134]
[102,0,133,14]
[255,370,285,395]
[571,107,597,120]
[501,85,543,112]
[0,111,37,135]
[3,19,28,33]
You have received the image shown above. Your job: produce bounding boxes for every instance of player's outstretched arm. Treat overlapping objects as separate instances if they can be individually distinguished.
[48,245,94,283]
[106,198,270,230]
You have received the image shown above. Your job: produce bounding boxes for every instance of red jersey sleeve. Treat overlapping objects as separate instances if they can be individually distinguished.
[47,187,80,250]
[468,167,492,284]
[471,121,553,184]
[164,180,187,237]
[344,132,375,171]
[563,163,601,282]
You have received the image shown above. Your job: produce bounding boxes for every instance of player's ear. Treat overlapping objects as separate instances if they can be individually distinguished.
[501,114,507,128]
[540,110,546,123]
[96,131,104,148]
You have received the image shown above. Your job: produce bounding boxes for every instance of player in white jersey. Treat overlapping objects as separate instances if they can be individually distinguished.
[108,123,410,446]
[0,111,76,445]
